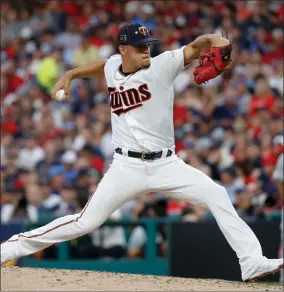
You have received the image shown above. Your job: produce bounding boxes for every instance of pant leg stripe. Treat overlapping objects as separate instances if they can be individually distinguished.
[7,194,94,242]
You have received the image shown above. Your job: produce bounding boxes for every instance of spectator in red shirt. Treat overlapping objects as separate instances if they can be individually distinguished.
[2,61,25,97]
[249,76,275,117]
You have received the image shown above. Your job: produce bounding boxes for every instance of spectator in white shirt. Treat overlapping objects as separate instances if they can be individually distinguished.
[16,133,45,171]
[1,185,44,223]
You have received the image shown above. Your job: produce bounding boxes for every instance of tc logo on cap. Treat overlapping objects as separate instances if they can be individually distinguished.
[138,27,148,36]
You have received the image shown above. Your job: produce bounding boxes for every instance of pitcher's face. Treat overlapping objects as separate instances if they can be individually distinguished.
[120,42,152,70]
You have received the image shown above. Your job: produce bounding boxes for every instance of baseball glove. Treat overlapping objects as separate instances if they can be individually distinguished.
[193,43,233,85]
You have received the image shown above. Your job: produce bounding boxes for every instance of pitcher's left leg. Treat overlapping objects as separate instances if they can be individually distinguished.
[150,156,283,281]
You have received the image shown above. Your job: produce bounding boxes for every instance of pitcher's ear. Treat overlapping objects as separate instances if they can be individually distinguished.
[119,45,126,55]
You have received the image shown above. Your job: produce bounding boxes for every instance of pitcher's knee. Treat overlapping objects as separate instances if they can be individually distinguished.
[76,214,103,234]
[76,218,93,234]
[208,183,236,208]
[208,183,229,199]
[216,184,227,195]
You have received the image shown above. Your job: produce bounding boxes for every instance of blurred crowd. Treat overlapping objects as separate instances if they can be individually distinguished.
[1,0,283,259]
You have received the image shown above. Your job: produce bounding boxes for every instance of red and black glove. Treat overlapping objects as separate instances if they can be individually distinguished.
[193,43,233,85]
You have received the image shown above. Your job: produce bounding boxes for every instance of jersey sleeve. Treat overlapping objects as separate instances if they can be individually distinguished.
[151,46,186,87]
[104,54,121,81]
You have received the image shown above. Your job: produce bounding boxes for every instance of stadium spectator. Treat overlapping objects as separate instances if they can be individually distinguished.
[35,46,63,95]
[48,150,78,186]
[219,167,246,205]
[1,184,50,223]
[16,133,45,171]
[128,194,168,258]
[71,35,99,68]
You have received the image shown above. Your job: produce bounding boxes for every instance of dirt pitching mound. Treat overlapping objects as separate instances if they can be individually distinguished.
[1,267,283,291]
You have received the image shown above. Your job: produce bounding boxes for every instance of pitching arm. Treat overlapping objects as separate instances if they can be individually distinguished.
[183,34,230,65]
[68,59,107,79]
[51,59,107,99]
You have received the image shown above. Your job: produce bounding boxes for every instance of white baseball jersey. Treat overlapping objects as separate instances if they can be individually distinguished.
[104,47,186,152]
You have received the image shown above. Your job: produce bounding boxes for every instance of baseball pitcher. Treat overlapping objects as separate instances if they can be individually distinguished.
[1,23,283,282]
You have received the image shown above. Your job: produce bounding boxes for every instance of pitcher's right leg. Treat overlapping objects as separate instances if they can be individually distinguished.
[1,156,147,264]
[150,155,283,281]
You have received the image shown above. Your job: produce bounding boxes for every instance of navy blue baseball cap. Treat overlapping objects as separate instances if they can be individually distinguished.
[117,22,159,46]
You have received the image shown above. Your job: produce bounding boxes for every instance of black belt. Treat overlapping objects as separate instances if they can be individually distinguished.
[115,148,173,161]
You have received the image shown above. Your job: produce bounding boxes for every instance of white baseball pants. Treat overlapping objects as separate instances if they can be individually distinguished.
[1,153,264,280]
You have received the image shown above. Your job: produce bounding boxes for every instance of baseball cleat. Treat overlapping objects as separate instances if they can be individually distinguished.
[244,258,284,282]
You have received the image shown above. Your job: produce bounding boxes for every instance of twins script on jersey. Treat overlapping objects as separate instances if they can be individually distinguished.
[104,47,186,152]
